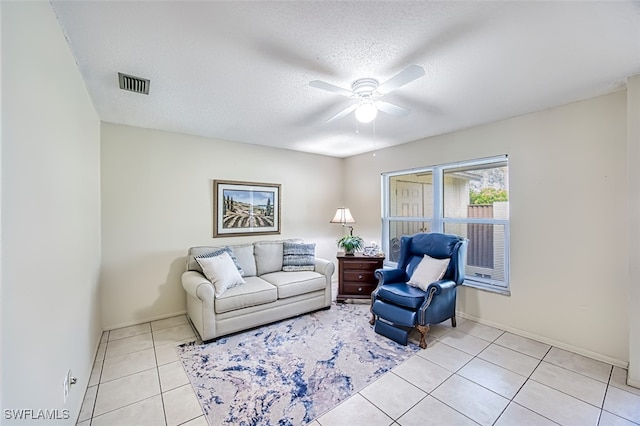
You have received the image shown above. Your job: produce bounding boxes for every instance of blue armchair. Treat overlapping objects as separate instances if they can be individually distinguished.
[370,233,468,349]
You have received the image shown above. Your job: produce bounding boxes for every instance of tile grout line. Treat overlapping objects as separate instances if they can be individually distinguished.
[524,376,611,411]
[151,327,170,426]
[520,342,613,412]
[597,367,613,426]
[406,330,574,425]
[89,330,109,422]
[90,323,165,424]
[90,394,164,424]
[533,359,612,386]
[598,365,640,426]
[82,330,109,424]
[398,331,495,425]
[89,315,636,426]
[357,370,429,424]
[441,335,625,425]
[490,345,557,425]
[156,317,204,426]
[152,323,191,425]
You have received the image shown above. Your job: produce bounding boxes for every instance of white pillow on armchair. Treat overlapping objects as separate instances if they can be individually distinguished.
[407,254,450,291]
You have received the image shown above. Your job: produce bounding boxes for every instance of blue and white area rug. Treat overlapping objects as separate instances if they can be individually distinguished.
[178,303,419,426]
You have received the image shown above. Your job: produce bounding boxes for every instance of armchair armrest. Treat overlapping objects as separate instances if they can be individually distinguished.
[182,270,214,301]
[374,268,408,285]
[418,279,457,325]
[425,279,456,296]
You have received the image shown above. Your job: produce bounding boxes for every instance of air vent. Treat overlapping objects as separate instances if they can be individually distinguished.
[118,72,150,95]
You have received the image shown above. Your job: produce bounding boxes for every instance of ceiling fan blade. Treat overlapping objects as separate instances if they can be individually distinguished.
[377,65,425,95]
[326,104,358,123]
[309,80,353,97]
[376,101,410,116]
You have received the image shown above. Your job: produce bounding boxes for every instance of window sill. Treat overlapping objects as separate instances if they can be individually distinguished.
[462,280,511,296]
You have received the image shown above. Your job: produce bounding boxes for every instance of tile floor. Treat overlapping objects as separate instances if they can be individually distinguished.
[78,313,640,426]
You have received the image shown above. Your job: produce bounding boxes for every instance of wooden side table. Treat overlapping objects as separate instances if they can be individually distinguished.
[336,253,385,303]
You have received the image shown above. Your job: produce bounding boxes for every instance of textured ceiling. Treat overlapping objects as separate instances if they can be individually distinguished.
[51,1,640,158]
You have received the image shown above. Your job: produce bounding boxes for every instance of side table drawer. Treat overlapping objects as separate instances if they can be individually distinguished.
[342,260,380,271]
[343,270,375,282]
[342,282,376,296]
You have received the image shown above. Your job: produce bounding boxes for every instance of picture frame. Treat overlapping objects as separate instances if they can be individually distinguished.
[213,180,281,237]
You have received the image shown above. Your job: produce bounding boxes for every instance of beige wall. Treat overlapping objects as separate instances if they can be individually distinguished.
[1,0,4,411]
[1,2,102,423]
[100,123,343,329]
[627,74,640,386]
[345,91,629,365]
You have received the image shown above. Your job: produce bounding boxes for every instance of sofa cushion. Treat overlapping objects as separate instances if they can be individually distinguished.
[187,246,218,272]
[254,239,305,275]
[260,270,326,299]
[282,242,316,271]
[188,244,257,276]
[229,243,257,277]
[187,246,226,273]
[377,282,426,309]
[214,276,278,314]
[196,252,246,297]
[254,241,285,275]
[195,246,244,276]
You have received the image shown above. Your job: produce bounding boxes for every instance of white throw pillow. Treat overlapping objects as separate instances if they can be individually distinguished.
[407,254,450,291]
[195,252,246,297]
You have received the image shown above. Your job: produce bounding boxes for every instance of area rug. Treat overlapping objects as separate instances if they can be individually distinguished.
[177,303,419,426]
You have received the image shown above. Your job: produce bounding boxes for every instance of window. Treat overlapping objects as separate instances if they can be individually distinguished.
[382,156,510,292]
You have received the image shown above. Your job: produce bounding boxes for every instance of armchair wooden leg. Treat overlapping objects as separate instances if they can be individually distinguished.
[451,316,457,327]
[416,324,430,349]
[369,313,376,326]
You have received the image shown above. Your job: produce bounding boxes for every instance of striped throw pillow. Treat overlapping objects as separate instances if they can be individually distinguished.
[282,242,316,272]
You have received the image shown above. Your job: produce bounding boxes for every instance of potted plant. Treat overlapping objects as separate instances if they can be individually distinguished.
[337,234,364,255]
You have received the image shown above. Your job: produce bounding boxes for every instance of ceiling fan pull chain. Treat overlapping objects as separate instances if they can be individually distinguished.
[372,119,377,157]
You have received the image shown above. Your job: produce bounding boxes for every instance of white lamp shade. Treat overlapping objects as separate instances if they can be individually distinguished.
[330,207,356,224]
[355,101,378,123]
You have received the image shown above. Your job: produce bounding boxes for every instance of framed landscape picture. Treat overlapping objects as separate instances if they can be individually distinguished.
[213,180,281,237]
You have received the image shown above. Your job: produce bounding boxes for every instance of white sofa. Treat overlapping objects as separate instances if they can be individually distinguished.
[182,239,335,341]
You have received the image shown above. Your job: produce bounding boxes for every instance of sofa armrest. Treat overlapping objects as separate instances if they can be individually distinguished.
[182,270,214,301]
[314,257,335,278]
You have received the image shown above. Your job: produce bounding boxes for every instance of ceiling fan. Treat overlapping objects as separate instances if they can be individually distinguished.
[309,65,425,124]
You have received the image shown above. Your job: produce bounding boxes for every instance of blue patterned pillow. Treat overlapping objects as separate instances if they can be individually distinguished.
[196,246,244,276]
[282,242,316,272]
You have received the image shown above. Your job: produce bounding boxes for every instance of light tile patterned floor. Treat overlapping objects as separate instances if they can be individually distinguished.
[78,314,640,426]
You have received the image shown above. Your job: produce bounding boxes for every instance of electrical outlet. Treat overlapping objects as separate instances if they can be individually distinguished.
[63,372,70,404]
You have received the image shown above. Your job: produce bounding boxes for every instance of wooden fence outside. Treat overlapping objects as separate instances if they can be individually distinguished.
[467,205,494,268]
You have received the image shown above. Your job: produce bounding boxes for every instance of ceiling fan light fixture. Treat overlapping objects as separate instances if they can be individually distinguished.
[309,65,424,124]
[355,101,378,123]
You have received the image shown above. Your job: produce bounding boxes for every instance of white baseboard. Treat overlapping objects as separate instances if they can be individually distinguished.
[457,311,628,369]
[627,378,640,389]
[104,310,188,331]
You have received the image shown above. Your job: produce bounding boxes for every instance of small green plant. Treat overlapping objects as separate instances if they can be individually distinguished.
[469,187,508,205]
[337,234,364,254]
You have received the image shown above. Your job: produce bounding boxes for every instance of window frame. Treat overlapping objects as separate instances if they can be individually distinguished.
[381,155,510,293]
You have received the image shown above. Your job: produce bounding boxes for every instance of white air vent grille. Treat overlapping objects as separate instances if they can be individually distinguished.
[118,72,150,95]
